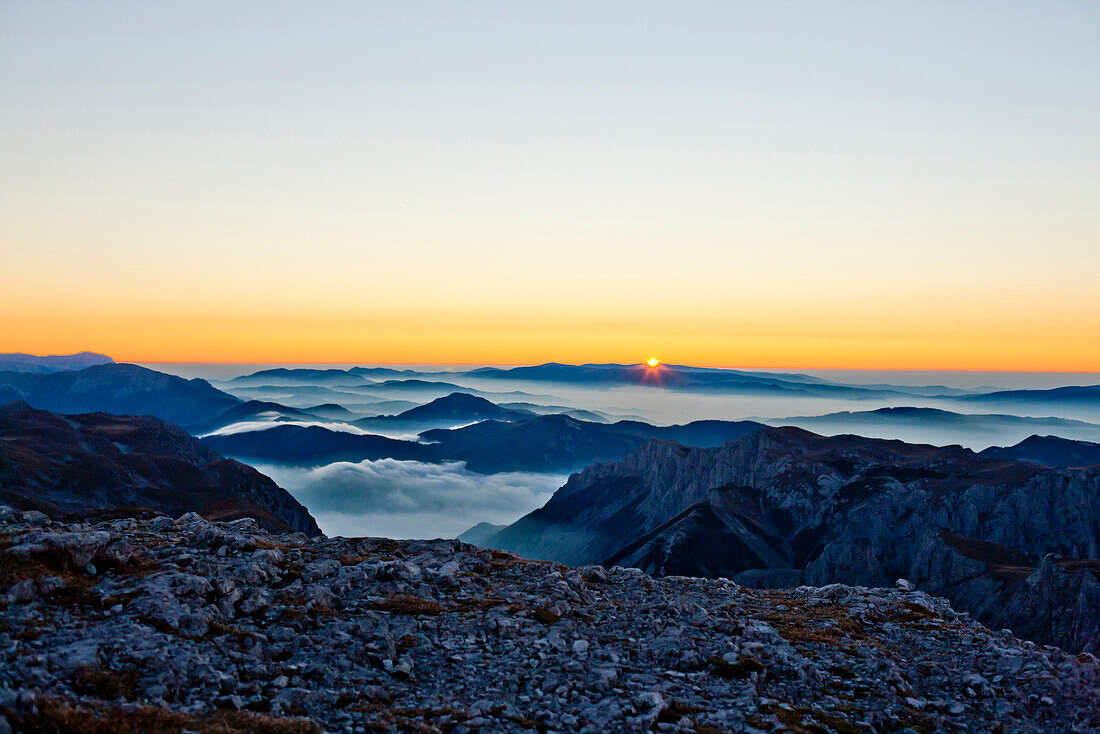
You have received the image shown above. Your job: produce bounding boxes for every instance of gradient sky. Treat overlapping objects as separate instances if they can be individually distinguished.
[2,1,1098,369]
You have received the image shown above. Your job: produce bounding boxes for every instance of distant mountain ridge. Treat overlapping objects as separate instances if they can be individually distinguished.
[0,401,319,535]
[0,352,114,373]
[218,363,1100,408]
[0,363,240,427]
[203,412,767,473]
[771,405,1100,448]
[222,362,935,399]
[979,435,1100,468]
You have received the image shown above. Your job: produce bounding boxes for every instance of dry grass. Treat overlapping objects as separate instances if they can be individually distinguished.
[2,696,320,734]
[0,542,99,608]
[707,655,766,679]
[352,699,468,733]
[207,619,263,641]
[656,700,706,724]
[762,603,868,646]
[68,667,137,700]
[451,596,506,612]
[369,595,444,615]
[530,607,560,624]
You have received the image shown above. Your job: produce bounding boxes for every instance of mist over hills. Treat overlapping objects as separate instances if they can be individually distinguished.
[771,406,1100,449]
[352,392,534,431]
[202,412,767,474]
[187,400,325,436]
[6,354,1100,662]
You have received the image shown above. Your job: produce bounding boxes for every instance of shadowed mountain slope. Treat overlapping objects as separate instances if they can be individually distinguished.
[0,402,319,535]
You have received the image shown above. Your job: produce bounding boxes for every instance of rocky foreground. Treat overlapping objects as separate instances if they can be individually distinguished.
[2,506,1099,733]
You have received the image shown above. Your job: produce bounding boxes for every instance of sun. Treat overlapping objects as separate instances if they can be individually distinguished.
[646,358,660,368]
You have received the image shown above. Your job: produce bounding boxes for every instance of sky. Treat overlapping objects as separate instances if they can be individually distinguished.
[2,1,1098,370]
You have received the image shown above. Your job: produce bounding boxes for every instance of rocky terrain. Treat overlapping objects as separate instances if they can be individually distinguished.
[482,427,1100,654]
[0,402,319,537]
[3,505,1100,733]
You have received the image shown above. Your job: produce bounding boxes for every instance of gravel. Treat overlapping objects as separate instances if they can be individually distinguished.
[2,503,1098,733]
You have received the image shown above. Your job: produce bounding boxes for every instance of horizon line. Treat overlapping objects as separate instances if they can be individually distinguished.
[129,359,1100,375]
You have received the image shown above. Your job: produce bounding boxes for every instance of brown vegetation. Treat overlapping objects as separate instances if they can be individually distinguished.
[369,595,444,615]
[2,696,320,734]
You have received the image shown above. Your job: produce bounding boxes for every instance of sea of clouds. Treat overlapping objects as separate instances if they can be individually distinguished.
[253,459,568,540]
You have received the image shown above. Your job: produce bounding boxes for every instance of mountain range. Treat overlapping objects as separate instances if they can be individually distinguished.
[478,427,1100,653]
[203,411,767,474]
[0,363,240,427]
[0,401,319,535]
[771,406,1100,448]
[0,351,114,373]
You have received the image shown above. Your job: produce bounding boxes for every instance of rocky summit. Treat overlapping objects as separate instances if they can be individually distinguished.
[2,506,1099,733]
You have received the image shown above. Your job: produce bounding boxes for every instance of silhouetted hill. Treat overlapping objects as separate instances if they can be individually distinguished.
[304,403,359,419]
[0,363,240,427]
[980,435,1100,468]
[201,425,432,465]
[353,392,533,430]
[0,402,319,535]
[372,379,471,393]
[227,368,370,387]
[347,366,424,377]
[421,415,644,473]
[421,414,765,473]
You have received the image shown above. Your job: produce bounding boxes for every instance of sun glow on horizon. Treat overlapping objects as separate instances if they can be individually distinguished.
[1,3,1097,373]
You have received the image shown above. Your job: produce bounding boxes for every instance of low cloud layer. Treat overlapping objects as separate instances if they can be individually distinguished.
[202,420,424,441]
[253,459,567,540]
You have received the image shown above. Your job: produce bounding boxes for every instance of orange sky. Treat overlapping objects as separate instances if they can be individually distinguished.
[3,277,1098,370]
[2,2,1098,371]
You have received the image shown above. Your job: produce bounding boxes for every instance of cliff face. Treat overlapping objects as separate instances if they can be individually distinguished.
[485,427,1100,652]
[0,402,320,536]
